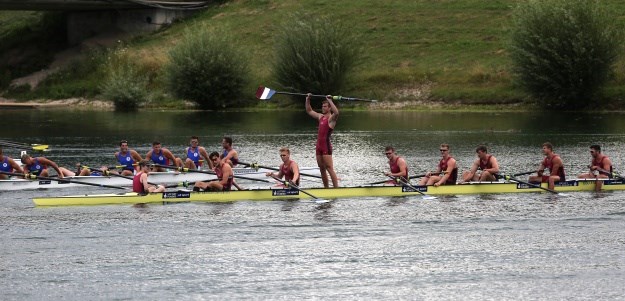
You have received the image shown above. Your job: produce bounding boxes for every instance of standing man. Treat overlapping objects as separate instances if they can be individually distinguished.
[0,147,24,179]
[20,154,75,178]
[184,136,211,170]
[194,152,233,191]
[133,160,165,194]
[266,147,300,187]
[578,144,612,191]
[461,145,500,183]
[146,141,182,172]
[306,93,339,188]
[528,142,566,190]
[115,140,143,176]
[384,146,409,185]
[417,144,458,187]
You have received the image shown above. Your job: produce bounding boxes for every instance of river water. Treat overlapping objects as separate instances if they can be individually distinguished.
[1,109,624,300]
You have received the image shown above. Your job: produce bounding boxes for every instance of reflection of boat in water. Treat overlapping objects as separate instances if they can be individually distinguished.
[0,167,321,191]
[33,178,624,206]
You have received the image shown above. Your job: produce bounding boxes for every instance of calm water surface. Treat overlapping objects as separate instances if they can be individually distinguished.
[1,109,625,300]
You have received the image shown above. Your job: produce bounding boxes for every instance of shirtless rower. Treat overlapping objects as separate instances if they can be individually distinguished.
[184,136,211,170]
[114,140,143,176]
[20,154,74,178]
[306,93,339,188]
[578,144,612,191]
[266,147,300,188]
[528,142,566,190]
[146,141,183,172]
[418,144,458,187]
[384,146,409,185]
[0,147,24,179]
[461,145,500,183]
[133,160,165,194]
[220,136,244,190]
[194,152,233,191]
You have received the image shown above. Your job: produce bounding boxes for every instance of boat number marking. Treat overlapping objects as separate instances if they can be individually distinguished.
[162,191,191,199]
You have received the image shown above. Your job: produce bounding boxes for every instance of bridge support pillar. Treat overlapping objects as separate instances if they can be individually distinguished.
[67,8,190,45]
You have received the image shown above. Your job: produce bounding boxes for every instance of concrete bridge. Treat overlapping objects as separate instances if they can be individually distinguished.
[0,0,211,44]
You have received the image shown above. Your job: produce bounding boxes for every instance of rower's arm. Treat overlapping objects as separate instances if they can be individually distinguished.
[291,162,300,184]
[467,160,479,177]
[327,96,339,122]
[305,93,321,119]
[220,165,233,185]
[41,157,63,178]
[602,157,612,173]
[487,157,500,174]
[164,149,181,167]
[551,157,563,177]
[199,147,212,169]
[130,150,143,162]
[221,149,237,165]
[395,158,408,178]
[141,173,151,192]
[9,158,24,174]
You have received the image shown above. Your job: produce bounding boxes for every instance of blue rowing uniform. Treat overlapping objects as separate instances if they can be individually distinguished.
[150,150,169,165]
[27,158,45,175]
[117,152,135,172]
[187,147,201,168]
[222,149,239,166]
[1,157,12,172]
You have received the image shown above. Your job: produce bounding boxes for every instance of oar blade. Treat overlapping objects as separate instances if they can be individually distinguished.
[256,86,276,100]
[422,195,437,200]
[32,144,49,151]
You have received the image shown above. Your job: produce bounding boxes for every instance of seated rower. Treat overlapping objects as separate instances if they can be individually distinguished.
[184,136,211,170]
[21,154,74,179]
[115,140,143,176]
[146,141,183,172]
[577,144,613,191]
[193,152,233,191]
[418,143,458,187]
[461,145,499,183]
[133,160,165,194]
[528,142,565,190]
[383,146,409,185]
[266,147,300,188]
[0,147,25,179]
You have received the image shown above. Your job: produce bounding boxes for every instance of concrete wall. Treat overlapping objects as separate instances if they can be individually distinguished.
[67,8,191,45]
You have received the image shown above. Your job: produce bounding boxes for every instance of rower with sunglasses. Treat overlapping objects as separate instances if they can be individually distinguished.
[417,144,458,187]
[383,146,409,185]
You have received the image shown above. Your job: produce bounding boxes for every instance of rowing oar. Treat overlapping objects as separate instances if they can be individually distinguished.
[367,173,441,185]
[499,173,569,196]
[0,139,49,152]
[82,166,186,189]
[151,164,273,184]
[239,161,322,179]
[512,170,536,177]
[255,86,378,103]
[269,175,329,204]
[387,176,437,200]
[0,171,128,190]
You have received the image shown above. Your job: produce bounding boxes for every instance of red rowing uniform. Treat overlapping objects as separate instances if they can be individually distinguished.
[389,156,408,182]
[592,155,612,175]
[215,166,233,191]
[280,160,299,186]
[132,172,145,194]
[439,157,458,184]
[315,115,333,156]
[479,155,493,170]
[541,154,566,182]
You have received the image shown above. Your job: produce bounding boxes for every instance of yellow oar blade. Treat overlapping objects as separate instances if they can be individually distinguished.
[31,144,49,151]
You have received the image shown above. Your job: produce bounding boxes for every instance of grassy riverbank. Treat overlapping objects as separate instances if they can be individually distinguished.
[2,1,625,109]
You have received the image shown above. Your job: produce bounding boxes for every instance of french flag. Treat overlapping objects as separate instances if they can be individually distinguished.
[255,86,276,100]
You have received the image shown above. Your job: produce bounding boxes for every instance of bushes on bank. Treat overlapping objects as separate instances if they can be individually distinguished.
[272,13,360,98]
[100,49,149,111]
[509,0,621,109]
[165,26,249,110]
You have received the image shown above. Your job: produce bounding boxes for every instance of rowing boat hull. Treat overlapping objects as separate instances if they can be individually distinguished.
[32,179,625,206]
[1,167,320,191]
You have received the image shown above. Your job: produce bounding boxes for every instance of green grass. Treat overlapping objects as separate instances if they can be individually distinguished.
[2,0,625,108]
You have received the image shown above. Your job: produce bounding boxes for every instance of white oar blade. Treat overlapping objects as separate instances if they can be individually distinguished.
[314,199,330,204]
[255,86,276,100]
[422,195,437,200]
